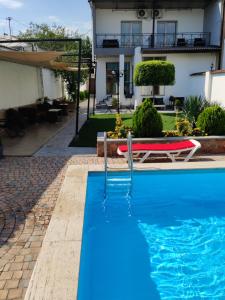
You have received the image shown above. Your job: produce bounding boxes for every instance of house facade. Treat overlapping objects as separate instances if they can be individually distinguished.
[89,0,225,107]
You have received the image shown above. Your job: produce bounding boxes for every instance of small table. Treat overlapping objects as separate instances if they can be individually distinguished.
[47,109,62,123]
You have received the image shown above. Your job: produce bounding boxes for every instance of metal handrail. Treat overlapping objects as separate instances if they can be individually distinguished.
[104,131,108,198]
[96,32,211,48]
[104,131,133,199]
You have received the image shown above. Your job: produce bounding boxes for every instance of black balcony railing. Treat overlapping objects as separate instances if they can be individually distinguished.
[96,32,211,49]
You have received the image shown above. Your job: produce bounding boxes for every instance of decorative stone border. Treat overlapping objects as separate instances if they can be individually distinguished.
[97,132,225,157]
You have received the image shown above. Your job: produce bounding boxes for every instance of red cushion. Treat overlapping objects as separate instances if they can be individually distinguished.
[118,140,195,153]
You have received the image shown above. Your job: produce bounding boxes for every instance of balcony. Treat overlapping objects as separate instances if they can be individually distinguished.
[96,32,220,52]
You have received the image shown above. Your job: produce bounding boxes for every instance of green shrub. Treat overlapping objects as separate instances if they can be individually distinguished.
[183,96,209,126]
[134,60,175,86]
[176,118,191,136]
[163,130,179,137]
[107,114,132,139]
[79,91,85,101]
[132,98,163,137]
[197,105,225,135]
[175,99,184,107]
[83,90,89,99]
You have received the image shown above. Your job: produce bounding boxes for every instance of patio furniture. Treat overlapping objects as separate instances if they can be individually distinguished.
[177,38,187,47]
[194,38,206,47]
[47,109,63,123]
[117,139,201,163]
[169,96,185,110]
[96,96,113,112]
[153,98,166,110]
[4,109,26,137]
[102,39,119,48]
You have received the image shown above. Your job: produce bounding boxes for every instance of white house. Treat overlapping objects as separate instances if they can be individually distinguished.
[89,0,225,107]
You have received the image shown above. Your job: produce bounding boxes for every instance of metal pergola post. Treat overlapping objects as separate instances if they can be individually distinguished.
[93,60,97,115]
[87,63,92,120]
[75,39,82,135]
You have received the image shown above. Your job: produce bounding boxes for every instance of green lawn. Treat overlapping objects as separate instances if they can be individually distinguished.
[71,113,177,147]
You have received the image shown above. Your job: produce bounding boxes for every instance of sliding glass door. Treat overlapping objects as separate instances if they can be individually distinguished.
[157,21,177,47]
[121,21,142,47]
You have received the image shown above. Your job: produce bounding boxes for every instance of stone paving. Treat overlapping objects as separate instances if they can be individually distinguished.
[35,99,96,157]
[0,156,126,299]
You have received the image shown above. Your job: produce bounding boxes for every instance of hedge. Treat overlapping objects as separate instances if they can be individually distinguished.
[134,60,175,86]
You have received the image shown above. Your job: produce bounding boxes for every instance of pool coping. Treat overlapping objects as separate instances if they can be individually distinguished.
[24,160,225,300]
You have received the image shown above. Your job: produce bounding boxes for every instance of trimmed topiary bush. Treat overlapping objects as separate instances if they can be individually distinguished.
[134,60,175,86]
[197,105,225,135]
[133,98,163,137]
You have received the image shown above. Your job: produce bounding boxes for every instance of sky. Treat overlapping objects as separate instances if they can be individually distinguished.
[0,0,92,37]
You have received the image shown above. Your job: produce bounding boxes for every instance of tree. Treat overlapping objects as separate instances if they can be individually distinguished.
[20,23,92,101]
[134,60,175,86]
[134,60,175,101]
[132,98,163,137]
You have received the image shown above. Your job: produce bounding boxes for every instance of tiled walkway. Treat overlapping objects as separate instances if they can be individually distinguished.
[35,100,96,157]
[0,156,126,299]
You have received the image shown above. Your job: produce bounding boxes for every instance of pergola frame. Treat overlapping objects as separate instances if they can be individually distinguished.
[0,38,96,136]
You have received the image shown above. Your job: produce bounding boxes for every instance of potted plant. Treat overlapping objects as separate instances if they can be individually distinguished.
[175,99,183,111]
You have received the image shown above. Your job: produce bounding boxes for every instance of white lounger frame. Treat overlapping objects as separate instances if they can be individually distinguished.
[117,139,201,163]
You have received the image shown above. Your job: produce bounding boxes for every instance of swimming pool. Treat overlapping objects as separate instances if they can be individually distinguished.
[77,169,225,300]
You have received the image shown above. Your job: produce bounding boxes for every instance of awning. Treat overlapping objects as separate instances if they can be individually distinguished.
[0,51,87,71]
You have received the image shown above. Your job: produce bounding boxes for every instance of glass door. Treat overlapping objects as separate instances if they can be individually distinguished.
[121,21,142,47]
[157,21,176,47]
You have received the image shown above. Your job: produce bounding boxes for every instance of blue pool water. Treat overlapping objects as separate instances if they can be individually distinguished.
[77,169,225,300]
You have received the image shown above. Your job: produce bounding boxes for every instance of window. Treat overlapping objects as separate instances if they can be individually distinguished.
[106,62,131,95]
[121,21,142,47]
[157,21,177,47]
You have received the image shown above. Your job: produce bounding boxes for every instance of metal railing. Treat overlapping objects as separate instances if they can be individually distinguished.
[104,131,133,199]
[96,32,211,48]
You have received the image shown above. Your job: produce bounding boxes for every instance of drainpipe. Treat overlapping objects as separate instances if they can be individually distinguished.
[219,0,225,69]
[151,6,156,47]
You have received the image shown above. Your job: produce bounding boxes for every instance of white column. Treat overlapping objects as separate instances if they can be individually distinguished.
[133,47,142,108]
[205,71,212,101]
[222,39,225,69]
[119,54,125,106]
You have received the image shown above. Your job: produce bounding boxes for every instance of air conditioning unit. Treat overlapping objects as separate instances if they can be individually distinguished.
[137,9,149,19]
[151,9,163,19]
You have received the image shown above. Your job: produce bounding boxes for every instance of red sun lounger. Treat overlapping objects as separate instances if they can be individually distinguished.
[117,139,201,163]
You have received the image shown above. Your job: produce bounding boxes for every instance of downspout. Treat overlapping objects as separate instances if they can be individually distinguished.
[151,7,156,48]
[219,0,225,69]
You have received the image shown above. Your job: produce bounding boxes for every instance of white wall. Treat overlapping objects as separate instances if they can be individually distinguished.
[204,0,222,46]
[0,62,63,110]
[96,8,204,35]
[0,61,42,110]
[164,52,217,100]
[42,69,63,99]
[209,72,225,106]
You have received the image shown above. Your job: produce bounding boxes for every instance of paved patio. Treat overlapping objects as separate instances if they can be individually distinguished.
[0,156,126,300]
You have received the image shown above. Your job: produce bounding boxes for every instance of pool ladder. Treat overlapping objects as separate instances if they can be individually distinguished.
[104,131,133,199]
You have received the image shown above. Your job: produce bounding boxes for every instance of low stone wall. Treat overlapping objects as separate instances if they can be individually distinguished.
[97,133,225,157]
